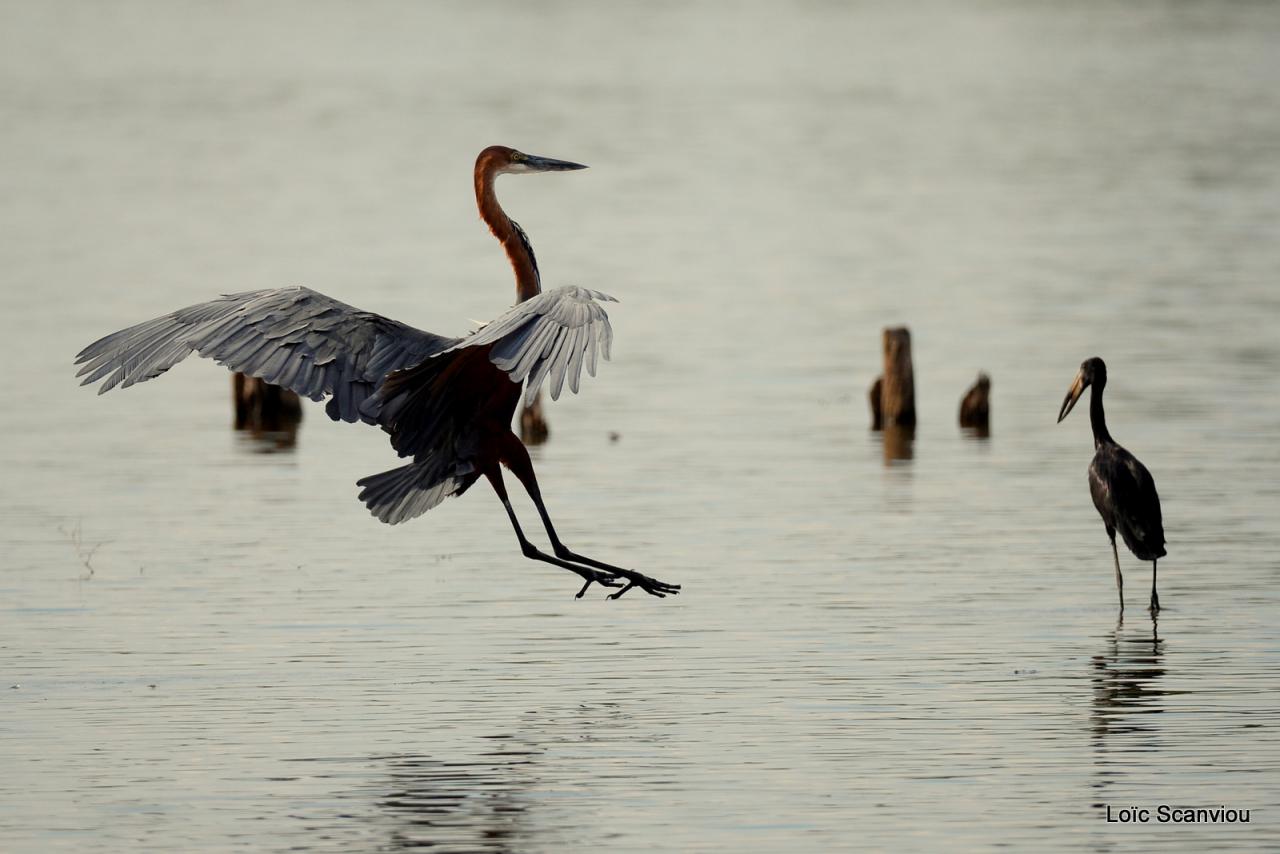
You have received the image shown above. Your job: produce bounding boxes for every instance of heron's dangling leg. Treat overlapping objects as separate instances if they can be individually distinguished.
[498,433,681,599]
[1148,559,1160,613]
[484,466,620,598]
[1109,530,1124,612]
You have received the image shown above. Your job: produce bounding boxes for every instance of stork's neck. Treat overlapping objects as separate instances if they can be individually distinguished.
[1090,384,1114,448]
[475,171,541,302]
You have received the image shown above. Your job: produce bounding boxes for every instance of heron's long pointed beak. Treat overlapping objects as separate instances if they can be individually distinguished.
[523,153,588,172]
[1058,371,1087,423]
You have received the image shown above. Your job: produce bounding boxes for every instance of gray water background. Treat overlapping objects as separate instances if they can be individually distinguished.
[2,1,1279,850]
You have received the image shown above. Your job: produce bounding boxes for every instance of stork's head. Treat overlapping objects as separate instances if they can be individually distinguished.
[476,145,587,178]
[1058,356,1107,423]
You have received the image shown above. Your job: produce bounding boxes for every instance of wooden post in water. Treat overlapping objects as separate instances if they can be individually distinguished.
[958,371,991,435]
[520,390,550,445]
[232,373,303,447]
[879,326,915,428]
[868,327,915,463]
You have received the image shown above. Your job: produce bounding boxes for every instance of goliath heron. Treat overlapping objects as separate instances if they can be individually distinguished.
[1058,357,1165,612]
[75,145,680,600]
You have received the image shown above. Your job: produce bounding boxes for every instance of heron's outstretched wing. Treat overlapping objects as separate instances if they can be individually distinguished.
[447,285,617,406]
[75,287,456,423]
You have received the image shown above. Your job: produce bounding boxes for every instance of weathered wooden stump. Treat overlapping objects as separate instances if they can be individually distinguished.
[882,424,915,463]
[233,373,303,446]
[878,326,915,428]
[958,371,991,434]
[868,327,915,463]
[519,390,550,445]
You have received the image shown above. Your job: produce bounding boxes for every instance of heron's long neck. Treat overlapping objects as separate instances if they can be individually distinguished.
[476,172,541,302]
[1090,385,1114,448]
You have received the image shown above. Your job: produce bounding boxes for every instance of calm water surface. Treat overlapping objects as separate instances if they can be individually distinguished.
[2,1,1279,850]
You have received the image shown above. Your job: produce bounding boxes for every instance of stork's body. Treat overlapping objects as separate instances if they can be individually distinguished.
[75,145,678,600]
[1058,357,1165,612]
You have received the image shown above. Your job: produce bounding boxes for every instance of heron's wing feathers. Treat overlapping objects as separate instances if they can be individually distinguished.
[365,346,492,462]
[1115,451,1165,546]
[75,287,456,423]
[356,457,480,525]
[1093,445,1166,556]
[444,285,617,406]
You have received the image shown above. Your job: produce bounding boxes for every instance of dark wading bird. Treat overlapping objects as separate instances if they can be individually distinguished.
[75,145,680,600]
[1057,357,1165,612]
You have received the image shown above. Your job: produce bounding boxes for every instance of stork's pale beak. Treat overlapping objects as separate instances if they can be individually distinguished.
[1058,370,1087,423]
[521,153,588,172]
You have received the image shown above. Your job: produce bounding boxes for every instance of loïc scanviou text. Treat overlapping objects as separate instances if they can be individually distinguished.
[1106,805,1250,824]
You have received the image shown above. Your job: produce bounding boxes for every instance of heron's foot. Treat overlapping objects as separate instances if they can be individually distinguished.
[548,544,680,599]
[1148,595,1161,614]
[573,569,623,599]
[517,540,622,598]
[605,568,681,600]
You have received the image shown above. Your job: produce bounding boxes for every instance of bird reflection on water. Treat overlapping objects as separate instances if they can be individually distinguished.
[377,750,536,852]
[1088,616,1180,811]
[1091,616,1167,739]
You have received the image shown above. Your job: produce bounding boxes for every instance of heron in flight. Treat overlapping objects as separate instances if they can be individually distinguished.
[75,145,680,600]
[1058,357,1165,612]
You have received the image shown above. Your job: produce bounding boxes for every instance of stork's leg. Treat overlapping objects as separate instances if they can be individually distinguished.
[1109,529,1124,612]
[484,466,620,598]
[1148,559,1160,613]
[499,433,680,599]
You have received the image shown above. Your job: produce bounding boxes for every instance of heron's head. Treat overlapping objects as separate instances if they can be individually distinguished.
[1058,356,1107,423]
[477,145,587,178]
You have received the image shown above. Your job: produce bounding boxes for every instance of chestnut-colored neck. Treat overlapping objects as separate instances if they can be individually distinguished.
[475,169,540,302]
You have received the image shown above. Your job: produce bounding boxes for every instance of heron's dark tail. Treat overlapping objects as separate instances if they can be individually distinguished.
[356,459,479,525]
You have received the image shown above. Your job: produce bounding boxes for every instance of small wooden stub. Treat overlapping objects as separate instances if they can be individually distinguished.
[958,371,991,434]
